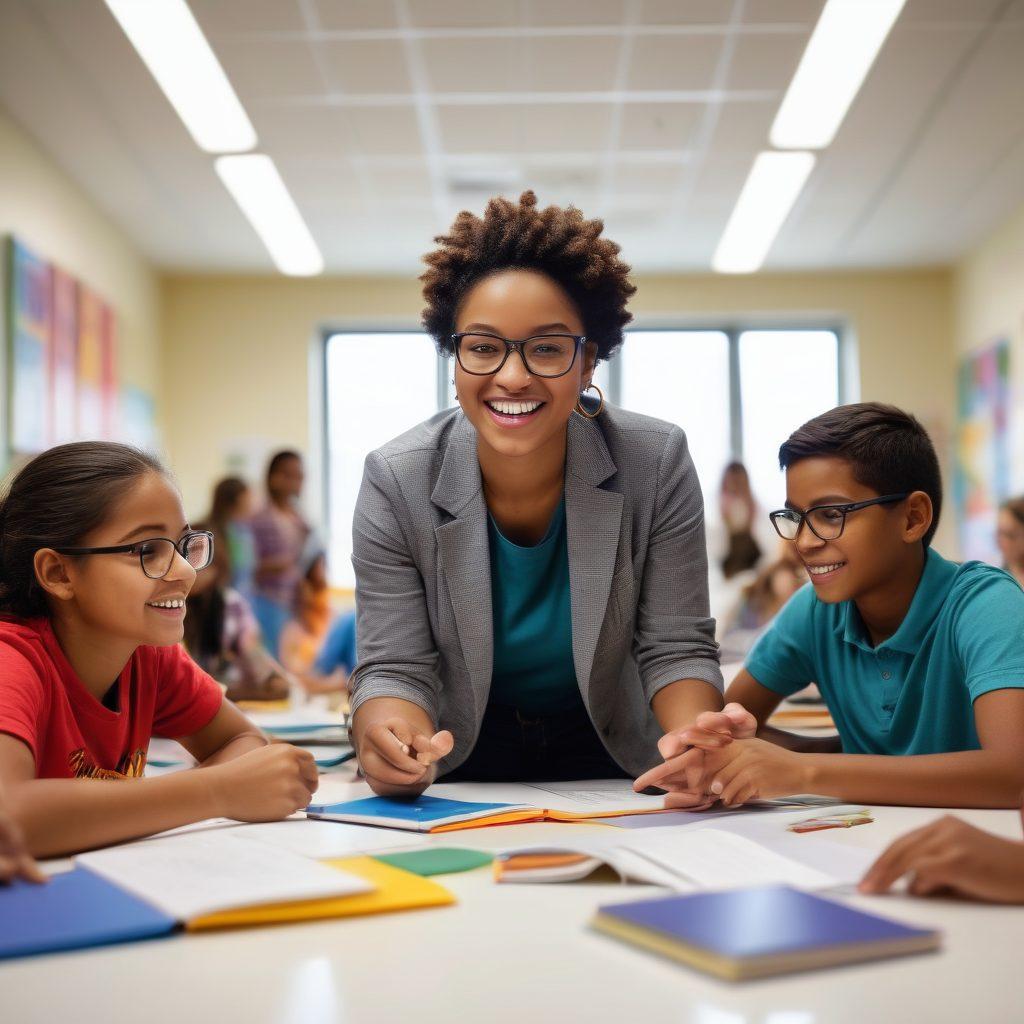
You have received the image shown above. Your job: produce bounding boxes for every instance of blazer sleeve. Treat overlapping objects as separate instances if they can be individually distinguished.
[348,450,443,723]
[632,425,724,702]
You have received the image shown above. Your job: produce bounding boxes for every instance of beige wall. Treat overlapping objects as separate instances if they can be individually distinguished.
[0,106,161,460]
[954,200,1024,495]
[162,267,957,552]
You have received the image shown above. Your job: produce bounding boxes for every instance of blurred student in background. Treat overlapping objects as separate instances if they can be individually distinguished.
[718,542,808,662]
[996,496,1024,589]
[182,522,289,703]
[206,476,256,599]
[300,608,356,698]
[250,451,310,656]
[718,462,764,579]
[279,550,332,680]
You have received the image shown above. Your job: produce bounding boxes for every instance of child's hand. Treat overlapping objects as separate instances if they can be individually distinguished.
[358,717,454,796]
[696,737,810,807]
[210,744,319,822]
[633,703,758,796]
[0,810,45,885]
[859,815,1024,903]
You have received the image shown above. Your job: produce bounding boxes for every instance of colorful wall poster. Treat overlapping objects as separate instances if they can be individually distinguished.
[49,267,78,445]
[76,285,105,438]
[955,340,1010,564]
[6,238,52,453]
[99,300,118,437]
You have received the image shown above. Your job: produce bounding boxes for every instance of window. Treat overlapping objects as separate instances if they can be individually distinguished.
[324,326,842,585]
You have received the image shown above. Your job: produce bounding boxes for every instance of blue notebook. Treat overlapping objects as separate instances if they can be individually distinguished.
[592,885,941,980]
[306,794,529,831]
[0,866,177,961]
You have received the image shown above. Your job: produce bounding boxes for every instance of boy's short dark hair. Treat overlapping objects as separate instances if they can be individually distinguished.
[778,402,942,547]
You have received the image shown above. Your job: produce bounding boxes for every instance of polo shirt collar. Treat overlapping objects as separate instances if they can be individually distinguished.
[837,547,957,654]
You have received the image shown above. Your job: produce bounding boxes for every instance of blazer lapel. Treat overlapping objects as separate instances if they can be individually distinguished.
[432,415,492,713]
[565,414,622,699]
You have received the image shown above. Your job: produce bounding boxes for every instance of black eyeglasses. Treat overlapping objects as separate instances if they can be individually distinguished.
[53,530,215,580]
[451,332,585,378]
[769,494,910,542]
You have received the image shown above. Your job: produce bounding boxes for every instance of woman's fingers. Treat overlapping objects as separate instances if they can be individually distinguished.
[364,722,428,775]
[664,791,717,811]
[411,729,455,765]
[634,749,702,792]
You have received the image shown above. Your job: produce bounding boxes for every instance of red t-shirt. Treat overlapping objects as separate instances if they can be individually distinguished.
[0,617,223,780]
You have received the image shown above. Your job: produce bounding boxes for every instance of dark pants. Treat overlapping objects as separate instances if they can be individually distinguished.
[444,701,629,782]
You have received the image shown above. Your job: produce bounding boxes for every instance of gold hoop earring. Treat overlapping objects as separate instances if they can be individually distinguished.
[574,383,604,419]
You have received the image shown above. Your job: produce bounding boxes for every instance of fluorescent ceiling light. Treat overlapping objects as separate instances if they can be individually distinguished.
[216,155,324,276]
[712,151,816,274]
[771,0,907,150]
[105,0,256,153]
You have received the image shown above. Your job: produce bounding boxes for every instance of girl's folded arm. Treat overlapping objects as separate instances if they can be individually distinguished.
[174,699,269,767]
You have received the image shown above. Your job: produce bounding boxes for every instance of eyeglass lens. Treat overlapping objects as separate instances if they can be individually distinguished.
[139,534,212,579]
[457,334,577,377]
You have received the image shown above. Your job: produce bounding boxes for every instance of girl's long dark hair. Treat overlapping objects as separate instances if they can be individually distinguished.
[0,441,165,618]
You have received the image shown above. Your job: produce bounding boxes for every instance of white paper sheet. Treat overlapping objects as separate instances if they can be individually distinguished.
[238,819,423,858]
[77,831,373,921]
[428,779,666,815]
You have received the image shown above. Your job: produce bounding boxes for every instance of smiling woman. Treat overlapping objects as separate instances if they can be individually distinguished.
[348,191,725,796]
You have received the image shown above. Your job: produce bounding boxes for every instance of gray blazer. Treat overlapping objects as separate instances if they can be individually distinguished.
[349,404,723,778]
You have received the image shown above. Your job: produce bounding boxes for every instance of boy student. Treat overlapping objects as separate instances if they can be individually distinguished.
[636,403,1024,809]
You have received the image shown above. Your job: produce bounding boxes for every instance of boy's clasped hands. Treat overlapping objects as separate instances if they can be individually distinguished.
[636,703,811,807]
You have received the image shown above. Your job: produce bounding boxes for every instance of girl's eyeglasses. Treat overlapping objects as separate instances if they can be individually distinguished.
[53,530,215,580]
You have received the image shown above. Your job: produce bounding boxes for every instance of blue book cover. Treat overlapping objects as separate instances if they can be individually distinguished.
[0,866,178,960]
[594,885,940,980]
[306,794,522,830]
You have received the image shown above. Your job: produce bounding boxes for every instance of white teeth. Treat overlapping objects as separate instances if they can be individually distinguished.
[149,599,184,609]
[487,400,542,416]
[807,563,845,576]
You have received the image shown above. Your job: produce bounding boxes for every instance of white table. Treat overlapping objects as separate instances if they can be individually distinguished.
[3,795,1021,1024]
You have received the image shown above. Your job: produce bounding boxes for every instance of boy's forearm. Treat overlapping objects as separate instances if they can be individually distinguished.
[8,772,222,858]
[756,724,842,754]
[803,749,1024,808]
[652,678,724,733]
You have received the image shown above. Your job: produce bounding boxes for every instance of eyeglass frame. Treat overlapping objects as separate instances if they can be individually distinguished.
[450,331,586,378]
[769,493,911,542]
[52,530,216,580]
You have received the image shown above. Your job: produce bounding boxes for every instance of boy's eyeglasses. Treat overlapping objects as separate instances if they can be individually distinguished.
[54,530,215,580]
[769,494,910,542]
[451,332,585,378]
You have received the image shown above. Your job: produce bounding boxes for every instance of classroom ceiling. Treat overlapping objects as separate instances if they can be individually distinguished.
[0,0,1023,275]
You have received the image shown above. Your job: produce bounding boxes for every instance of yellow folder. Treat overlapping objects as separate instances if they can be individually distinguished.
[186,856,455,932]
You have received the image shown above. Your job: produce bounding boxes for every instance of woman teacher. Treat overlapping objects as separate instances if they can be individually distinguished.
[349,192,723,796]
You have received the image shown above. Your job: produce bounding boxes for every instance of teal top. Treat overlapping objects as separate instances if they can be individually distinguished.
[746,547,1024,755]
[487,499,581,715]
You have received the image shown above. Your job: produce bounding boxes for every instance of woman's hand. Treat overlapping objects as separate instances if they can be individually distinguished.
[358,717,454,797]
[859,815,1024,903]
[0,804,45,884]
[207,744,319,822]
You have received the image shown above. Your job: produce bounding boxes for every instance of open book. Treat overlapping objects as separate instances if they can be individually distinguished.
[306,779,672,833]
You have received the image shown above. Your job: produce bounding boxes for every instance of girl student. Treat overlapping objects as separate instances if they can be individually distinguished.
[350,191,724,795]
[0,442,318,858]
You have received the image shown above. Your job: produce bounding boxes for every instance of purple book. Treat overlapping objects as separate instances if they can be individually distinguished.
[592,885,940,980]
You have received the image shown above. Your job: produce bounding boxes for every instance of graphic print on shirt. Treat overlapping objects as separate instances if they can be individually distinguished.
[67,747,147,779]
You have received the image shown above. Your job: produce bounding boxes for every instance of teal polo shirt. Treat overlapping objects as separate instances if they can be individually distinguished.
[487,499,581,715]
[746,547,1024,755]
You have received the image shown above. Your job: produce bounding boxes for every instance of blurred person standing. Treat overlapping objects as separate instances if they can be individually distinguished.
[250,451,310,656]
[206,476,257,598]
[996,496,1024,589]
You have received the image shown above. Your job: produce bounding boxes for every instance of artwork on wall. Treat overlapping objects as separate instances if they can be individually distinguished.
[50,266,78,445]
[3,234,154,457]
[7,238,52,454]
[955,339,1010,564]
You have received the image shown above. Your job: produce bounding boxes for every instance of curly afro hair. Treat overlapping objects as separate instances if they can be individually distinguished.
[420,191,636,363]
